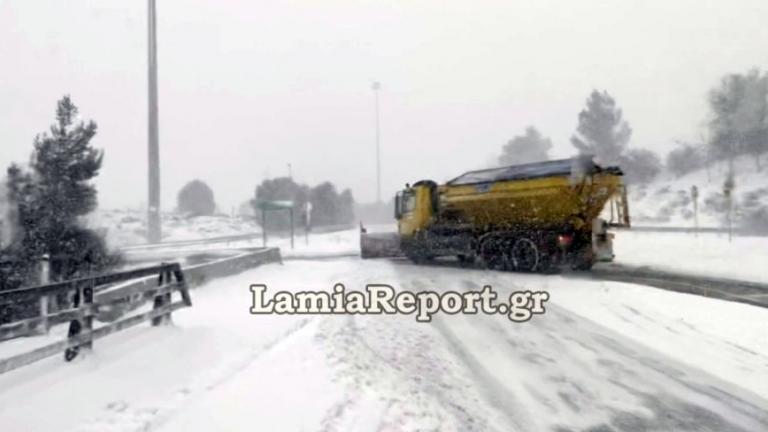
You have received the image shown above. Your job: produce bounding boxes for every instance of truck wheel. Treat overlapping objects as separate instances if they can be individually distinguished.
[480,237,504,270]
[500,239,517,271]
[511,238,540,272]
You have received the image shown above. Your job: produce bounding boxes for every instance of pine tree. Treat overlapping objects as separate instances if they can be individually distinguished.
[571,90,632,164]
[251,177,308,231]
[2,96,114,288]
[707,69,768,170]
[310,182,340,227]
[339,189,355,224]
[177,179,216,216]
[498,126,552,166]
[620,148,662,184]
[666,144,705,178]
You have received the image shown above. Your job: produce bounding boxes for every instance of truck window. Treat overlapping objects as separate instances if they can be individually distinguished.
[402,190,416,214]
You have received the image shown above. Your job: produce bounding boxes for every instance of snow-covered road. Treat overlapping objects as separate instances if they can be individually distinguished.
[1,258,767,432]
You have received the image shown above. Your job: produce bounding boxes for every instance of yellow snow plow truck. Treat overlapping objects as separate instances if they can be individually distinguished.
[360,156,630,272]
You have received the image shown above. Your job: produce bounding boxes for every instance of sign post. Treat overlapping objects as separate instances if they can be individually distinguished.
[691,185,699,237]
[289,207,294,250]
[304,202,312,246]
[255,200,295,249]
[723,174,735,242]
[261,209,267,246]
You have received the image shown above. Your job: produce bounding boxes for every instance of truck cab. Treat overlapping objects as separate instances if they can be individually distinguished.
[394,181,436,239]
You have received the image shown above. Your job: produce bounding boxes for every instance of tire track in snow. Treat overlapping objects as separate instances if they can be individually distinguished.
[318,310,511,432]
[433,276,768,431]
[410,279,535,431]
[430,315,534,431]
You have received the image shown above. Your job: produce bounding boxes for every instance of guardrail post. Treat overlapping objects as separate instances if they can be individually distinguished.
[152,265,172,326]
[37,255,51,335]
[81,281,94,351]
[64,281,82,362]
[163,268,173,324]
[37,295,49,335]
[173,265,192,307]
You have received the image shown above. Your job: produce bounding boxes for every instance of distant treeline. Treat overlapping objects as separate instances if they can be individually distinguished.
[497,68,768,183]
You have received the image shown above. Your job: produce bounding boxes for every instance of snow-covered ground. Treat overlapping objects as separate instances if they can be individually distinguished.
[4,206,766,431]
[87,210,263,248]
[627,155,768,230]
[0,258,766,432]
[613,230,768,283]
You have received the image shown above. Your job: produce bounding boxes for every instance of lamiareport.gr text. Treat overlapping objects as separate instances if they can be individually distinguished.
[249,284,549,322]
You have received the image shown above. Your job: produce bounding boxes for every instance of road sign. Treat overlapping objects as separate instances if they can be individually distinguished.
[255,200,295,249]
[255,200,294,211]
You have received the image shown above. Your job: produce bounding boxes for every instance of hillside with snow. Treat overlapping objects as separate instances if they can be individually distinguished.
[627,156,768,233]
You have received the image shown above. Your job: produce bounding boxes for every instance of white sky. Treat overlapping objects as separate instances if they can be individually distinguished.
[1,0,767,211]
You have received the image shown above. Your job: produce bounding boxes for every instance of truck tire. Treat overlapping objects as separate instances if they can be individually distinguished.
[510,237,540,272]
[480,236,504,270]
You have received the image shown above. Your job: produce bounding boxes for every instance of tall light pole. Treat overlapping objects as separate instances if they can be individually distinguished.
[147,0,161,243]
[372,81,381,203]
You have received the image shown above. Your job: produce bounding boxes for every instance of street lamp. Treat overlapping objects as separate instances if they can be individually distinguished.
[147,0,162,243]
[372,81,381,203]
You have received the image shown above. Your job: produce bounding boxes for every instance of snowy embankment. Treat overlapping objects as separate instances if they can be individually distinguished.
[627,155,768,230]
[612,230,768,283]
[0,259,766,431]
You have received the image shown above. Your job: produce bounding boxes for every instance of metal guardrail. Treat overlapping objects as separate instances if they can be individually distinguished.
[0,247,284,376]
[120,224,355,251]
[614,225,730,234]
[0,263,192,375]
[182,247,282,287]
[587,263,768,308]
[121,232,264,251]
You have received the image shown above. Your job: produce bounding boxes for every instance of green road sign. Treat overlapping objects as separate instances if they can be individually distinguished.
[255,200,294,211]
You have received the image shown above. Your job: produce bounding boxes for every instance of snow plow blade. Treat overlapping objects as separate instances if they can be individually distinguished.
[360,224,403,258]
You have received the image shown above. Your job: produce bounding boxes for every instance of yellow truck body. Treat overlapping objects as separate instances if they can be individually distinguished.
[386,156,629,271]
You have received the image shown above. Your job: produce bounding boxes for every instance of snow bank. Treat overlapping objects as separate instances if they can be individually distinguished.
[613,230,768,282]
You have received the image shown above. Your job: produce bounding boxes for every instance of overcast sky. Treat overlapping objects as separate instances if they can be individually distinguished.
[1,0,767,211]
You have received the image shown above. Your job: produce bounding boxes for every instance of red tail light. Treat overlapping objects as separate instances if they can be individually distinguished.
[558,234,573,246]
